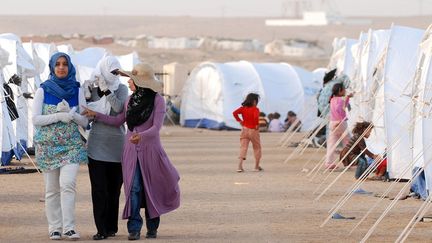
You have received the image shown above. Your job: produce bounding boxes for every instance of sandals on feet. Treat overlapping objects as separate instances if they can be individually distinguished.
[236,169,244,173]
[253,166,263,172]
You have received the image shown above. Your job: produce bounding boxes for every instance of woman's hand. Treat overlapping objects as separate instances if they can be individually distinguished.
[81,106,97,118]
[130,133,141,144]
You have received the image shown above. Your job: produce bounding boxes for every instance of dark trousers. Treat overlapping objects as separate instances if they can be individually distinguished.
[127,163,160,233]
[88,157,123,235]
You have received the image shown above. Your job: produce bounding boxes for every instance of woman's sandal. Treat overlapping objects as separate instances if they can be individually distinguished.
[236,169,244,173]
[253,166,263,172]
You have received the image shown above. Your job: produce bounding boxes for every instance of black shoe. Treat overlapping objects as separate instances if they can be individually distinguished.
[93,233,107,240]
[49,231,62,240]
[146,230,157,239]
[128,232,140,241]
[64,230,80,240]
[106,232,116,237]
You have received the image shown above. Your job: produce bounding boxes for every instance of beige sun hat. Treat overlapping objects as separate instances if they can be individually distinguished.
[118,63,163,93]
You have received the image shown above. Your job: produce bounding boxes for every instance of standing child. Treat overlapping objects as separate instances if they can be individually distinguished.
[325,83,352,169]
[233,93,263,172]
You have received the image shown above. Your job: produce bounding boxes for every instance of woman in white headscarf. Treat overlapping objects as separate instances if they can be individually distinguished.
[84,55,129,240]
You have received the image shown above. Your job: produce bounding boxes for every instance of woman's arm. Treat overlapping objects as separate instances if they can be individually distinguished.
[106,84,128,113]
[71,88,89,127]
[32,88,60,126]
[94,102,127,127]
[137,95,165,138]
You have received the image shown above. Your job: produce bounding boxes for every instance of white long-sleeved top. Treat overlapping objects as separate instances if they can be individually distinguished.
[32,87,88,127]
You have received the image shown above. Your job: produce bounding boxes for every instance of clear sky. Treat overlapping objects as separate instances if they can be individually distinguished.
[1,0,431,17]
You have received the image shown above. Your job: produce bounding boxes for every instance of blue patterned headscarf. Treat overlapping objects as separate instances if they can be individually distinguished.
[40,52,80,103]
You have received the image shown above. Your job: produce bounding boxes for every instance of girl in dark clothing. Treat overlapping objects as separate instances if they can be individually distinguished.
[339,121,379,179]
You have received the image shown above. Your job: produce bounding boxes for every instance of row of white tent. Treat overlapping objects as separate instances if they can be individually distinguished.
[329,24,432,183]
[318,24,432,241]
[180,61,327,131]
[0,33,140,165]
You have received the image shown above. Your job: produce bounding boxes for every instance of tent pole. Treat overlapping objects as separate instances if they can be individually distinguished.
[279,104,325,147]
[300,140,327,173]
[1,85,41,173]
[283,118,328,163]
[324,111,418,222]
[396,194,432,242]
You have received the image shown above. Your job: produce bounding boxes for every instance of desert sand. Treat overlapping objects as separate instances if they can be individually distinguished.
[0,127,430,242]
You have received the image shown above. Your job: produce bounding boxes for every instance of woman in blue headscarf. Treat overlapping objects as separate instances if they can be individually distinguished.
[32,52,89,240]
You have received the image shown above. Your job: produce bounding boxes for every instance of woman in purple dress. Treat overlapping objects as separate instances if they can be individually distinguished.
[83,63,180,241]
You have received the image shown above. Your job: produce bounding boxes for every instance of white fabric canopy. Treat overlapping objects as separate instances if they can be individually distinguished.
[181,61,307,130]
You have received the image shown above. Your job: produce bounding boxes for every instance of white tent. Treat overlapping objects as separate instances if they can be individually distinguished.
[293,66,323,131]
[359,29,390,121]
[412,25,432,191]
[0,35,39,164]
[348,29,390,153]
[180,61,305,130]
[346,31,369,131]
[32,42,57,81]
[328,37,358,79]
[383,25,424,179]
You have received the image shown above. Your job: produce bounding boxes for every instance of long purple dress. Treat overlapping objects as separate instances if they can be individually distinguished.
[96,94,180,219]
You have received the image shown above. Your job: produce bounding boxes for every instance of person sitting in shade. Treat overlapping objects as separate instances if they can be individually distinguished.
[284,111,302,132]
[268,112,284,132]
[258,112,269,132]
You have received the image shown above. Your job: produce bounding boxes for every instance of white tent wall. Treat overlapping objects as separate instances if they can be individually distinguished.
[359,29,390,122]
[180,61,306,130]
[221,62,264,129]
[57,44,74,55]
[383,25,424,179]
[32,42,57,81]
[291,65,321,131]
[71,47,107,69]
[72,47,108,85]
[328,38,358,79]
[0,73,17,164]
[327,37,342,69]
[413,26,432,191]
[364,48,388,155]
[253,63,304,128]
[412,50,431,169]
[116,52,140,71]
[0,37,37,161]
[346,32,369,131]
[23,42,46,88]
[0,38,18,82]
[180,62,227,128]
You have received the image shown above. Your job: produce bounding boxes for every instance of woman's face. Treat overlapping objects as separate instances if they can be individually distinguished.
[128,79,136,92]
[54,56,69,79]
[339,88,346,96]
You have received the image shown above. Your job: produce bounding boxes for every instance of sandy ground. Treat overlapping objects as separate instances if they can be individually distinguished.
[0,126,431,242]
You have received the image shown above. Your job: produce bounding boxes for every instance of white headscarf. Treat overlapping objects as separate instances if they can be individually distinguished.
[87,56,122,115]
[93,55,121,91]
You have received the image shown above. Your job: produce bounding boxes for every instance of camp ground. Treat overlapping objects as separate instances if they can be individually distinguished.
[3,19,432,241]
